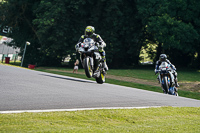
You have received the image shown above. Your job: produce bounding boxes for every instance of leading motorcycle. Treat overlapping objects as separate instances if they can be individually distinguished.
[156,62,178,96]
[76,38,106,84]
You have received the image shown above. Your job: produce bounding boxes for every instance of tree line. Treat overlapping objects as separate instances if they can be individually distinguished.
[0,0,200,68]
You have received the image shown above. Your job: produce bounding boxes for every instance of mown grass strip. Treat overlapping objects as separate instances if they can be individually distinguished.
[1,65,200,133]
[35,69,200,100]
[0,107,199,133]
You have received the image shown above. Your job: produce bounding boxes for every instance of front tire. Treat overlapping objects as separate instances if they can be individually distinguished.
[84,57,93,78]
[162,76,169,93]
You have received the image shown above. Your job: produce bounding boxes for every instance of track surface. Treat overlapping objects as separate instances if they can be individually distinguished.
[0,64,200,112]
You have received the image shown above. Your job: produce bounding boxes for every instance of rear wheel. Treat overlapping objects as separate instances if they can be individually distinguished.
[96,71,105,84]
[84,57,93,78]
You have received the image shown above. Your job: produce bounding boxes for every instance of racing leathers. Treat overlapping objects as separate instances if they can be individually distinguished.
[76,33,108,71]
[155,59,179,88]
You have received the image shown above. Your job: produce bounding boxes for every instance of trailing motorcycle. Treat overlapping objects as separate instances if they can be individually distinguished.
[156,62,178,96]
[76,38,106,84]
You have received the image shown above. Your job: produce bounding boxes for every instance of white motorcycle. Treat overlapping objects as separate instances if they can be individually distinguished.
[76,38,106,84]
[157,62,178,96]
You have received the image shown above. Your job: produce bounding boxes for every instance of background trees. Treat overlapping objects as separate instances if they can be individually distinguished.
[137,0,200,67]
[0,0,200,68]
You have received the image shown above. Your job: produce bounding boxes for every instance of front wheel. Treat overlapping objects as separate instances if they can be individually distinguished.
[96,71,105,84]
[84,57,93,78]
[162,76,169,93]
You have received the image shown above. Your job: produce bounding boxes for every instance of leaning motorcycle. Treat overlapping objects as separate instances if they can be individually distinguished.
[156,62,178,96]
[76,38,106,84]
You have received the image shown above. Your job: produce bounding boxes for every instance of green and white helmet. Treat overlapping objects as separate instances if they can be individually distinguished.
[85,26,95,37]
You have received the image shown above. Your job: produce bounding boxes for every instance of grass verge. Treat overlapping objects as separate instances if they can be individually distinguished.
[1,65,200,132]
[0,107,200,132]
[35,69,200,100]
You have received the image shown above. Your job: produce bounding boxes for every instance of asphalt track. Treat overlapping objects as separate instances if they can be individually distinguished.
[0,64,200,113]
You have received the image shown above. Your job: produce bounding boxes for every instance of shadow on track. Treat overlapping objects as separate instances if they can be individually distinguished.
[40,74,95,84]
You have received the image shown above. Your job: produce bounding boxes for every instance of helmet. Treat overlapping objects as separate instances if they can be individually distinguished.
[159,54,167,62]
[85,26,95,37]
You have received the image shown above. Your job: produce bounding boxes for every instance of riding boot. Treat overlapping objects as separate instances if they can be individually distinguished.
[175,78,179,87]
[175,82,179,87]
[157,76,160,83]
[101,57,108,71]
[103,61,108,71]
[174,87,178,92]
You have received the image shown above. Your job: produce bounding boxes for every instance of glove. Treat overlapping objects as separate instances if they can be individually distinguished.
[154,69,158,75]
[100,58,105,62]
[98,44,103,50]
[75,44,80,52]
[171,64,176,71]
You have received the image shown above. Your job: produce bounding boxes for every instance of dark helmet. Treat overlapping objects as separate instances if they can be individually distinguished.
[159,54,167,62]
[85,26,95,37]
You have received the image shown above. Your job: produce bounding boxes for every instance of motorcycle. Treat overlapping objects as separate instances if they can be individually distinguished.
[156,62,178,96]
[76,38,106,84]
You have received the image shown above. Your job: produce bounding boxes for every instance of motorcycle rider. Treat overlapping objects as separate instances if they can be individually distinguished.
[155,54,179,89]
[75,26,108,71]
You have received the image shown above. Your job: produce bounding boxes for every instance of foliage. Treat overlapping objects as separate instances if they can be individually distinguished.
[0,0,42,66]
[139,42,157,63]
[137,0,200,67]
[32,0,143,67]
[0,0,200,68]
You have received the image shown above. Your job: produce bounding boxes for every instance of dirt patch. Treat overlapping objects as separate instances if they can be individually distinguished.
[106,75,160,87]
[180,82,200,92]
[44,68,200,93]
[47,68,160,86]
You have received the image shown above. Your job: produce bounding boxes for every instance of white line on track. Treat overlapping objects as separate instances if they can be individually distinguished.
[0,106,162,114]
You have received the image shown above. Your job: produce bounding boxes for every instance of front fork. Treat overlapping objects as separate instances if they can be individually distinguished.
[158,72,175,86]
[158,74,162,84]
[90,57,94,69]
[80,54,94,69]
[169,72,175,86]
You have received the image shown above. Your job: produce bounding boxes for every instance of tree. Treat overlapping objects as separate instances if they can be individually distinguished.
[0,0,144,68]
[0,0,42,66]
[137,0,200,68]
[33,0,143,68]
[95,0,143,67]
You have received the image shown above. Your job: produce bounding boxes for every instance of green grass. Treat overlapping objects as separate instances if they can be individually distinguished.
[178,70,200,82]
[0,107,200,132]
[107,79,200,100]
[1,61,21,66]
[39,67,200,82]
[35,68,200,100]
[3,62,200,82]
[1,63,199,99]
[108,68,200,82]
[1,64,200,132]
[108,69,156,81]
